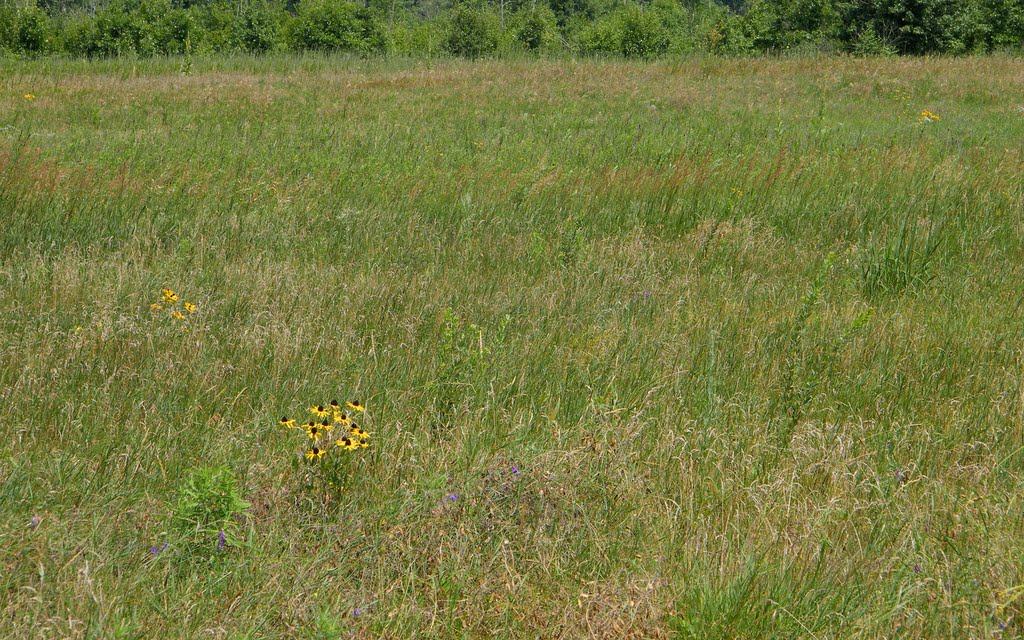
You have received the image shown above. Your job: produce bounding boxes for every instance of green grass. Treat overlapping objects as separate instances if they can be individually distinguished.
[2,53,1024,638]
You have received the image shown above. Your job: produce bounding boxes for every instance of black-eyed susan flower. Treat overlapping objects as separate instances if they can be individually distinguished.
[334,412,350,426]
[150,303,163,310]
[346,400,365,412]
[305,446,326,460]
[330,400,341,410]
[184,302,197,313]
[279,416,297,428]
[336,436,357,451]
[310,405,330,417]
[161,288,179,303]
[320,419,334,433]
[171,311,186,320]
[357,438,369,449]
[350,425,369,439]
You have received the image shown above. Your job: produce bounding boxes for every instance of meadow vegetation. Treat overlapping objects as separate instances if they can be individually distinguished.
[1,54,1024,637]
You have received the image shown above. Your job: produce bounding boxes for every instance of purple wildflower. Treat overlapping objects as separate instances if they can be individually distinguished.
[913,563,921,573]
[217,530,226,551]
[447,493,458,502]
[511,465,519,476]
[29,515,40,530]
[353,608,363,618]
[150,542,168,556]
[999,621,1008,629]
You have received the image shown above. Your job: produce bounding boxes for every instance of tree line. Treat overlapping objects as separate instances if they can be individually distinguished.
[1,0,1022,58]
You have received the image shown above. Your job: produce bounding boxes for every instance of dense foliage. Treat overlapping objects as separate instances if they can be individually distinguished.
[0,0,1022,59]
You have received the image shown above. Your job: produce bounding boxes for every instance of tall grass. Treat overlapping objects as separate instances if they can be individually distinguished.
[1,54,1023,638]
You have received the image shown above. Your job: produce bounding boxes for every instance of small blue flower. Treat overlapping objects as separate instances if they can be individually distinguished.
[150,542,168,556]
[217,530,226,552]
[511,466,519,475]
[29,516,40,530]
[447,493,458,502]
[353,608,363,618]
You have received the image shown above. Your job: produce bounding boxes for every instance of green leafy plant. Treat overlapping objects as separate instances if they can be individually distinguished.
[288,0,384,54]
[445,4,500,59]
[170,466,249,562]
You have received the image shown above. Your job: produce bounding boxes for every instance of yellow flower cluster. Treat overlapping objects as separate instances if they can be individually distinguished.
[150,288,198,321]
[280,399,370,461]
[919,110,941,123]
[23,94,36,102]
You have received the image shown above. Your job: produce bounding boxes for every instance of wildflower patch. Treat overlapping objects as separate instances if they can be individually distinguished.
[280,399,372,493]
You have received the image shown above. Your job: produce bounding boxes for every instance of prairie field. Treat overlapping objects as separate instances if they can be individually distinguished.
[2,55,1024,638]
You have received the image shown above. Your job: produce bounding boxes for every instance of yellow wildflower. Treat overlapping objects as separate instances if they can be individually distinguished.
[279,416,297,428]
[23,94,35,101]
[171,311,186,320]
[150,303,163,310]
[305,446,326,460]
[161,288,179,303]
[346,400,365,412]
[310,405,330,418]
[184,302,197,313]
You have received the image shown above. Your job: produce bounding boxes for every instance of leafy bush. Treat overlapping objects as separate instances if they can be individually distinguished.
[233,2,281,53]
[190,2,236,53]
[289,0,384,53]
[837,0,968,54]
[170,466,249,562]
[578,3,668,58]
[90,1,153,56]
[515,4,560,51]
[982,0,1024,50]
[445,4,500,58]
[13,5,54,54]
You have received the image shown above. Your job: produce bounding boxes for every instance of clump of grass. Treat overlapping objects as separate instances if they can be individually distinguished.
[859,217,943,298]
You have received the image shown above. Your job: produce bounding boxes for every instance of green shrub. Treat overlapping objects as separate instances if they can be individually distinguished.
[190,2,236,53]
[233,2,281,53]
[619,3,667,57]
[1,5,55,54]
[837,0,969,54]
[706,11,755,54]
[983,0,1024,50]
[515,4,560,51]
[156,8,197,54]
[289,0,384,53]
[91,1,152,56]
[578,3,668,58]
[445,4,500,58]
